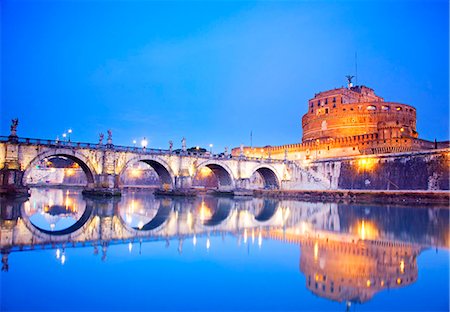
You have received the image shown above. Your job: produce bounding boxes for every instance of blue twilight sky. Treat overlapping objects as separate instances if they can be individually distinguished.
[1,0,448,151]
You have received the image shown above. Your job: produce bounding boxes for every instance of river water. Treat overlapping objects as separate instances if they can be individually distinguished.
[0,187,448,311]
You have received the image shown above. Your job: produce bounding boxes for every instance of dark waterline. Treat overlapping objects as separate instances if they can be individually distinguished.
[0,188,448,311]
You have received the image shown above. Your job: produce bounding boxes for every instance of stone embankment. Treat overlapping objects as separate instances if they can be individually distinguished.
[254,189,449,205]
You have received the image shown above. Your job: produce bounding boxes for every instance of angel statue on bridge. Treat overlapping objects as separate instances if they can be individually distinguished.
[10,118,18,137]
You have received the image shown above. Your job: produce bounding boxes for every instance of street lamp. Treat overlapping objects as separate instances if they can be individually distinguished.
[141,137,148,149]
[62,133,67,142]
[209,143,213,154]
[133,139,137,147]
[67,129,72,141]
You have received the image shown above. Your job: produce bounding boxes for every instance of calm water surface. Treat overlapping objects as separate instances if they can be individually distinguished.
[0,188,448,311]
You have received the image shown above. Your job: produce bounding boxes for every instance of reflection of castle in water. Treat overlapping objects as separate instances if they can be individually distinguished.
[300,236,419,303]
[0,189,448,303]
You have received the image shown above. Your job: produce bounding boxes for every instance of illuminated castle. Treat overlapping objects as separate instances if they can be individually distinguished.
[232,78,442,161]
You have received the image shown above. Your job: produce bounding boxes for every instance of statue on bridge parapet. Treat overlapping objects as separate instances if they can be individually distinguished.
[181,137,186,152]
[99,133,104,146]
[107,129,113,146]
[240,144,244,157]
[9,118,19,141]
[169,140,173,153]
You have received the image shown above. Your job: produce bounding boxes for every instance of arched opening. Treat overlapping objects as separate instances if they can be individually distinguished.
[250,167,280,190]
[192,167,218,190]
[121,159,173,190]
[24,154,95,186]
[194,163,234,191]
[22,188,93,236]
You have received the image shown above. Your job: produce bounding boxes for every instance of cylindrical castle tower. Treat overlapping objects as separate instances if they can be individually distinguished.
[301,85,418,142]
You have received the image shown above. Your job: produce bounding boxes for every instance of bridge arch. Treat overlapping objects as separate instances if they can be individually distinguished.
[22,150,97,186]
[196,161,235,191]
[120,156,175,189]
[251,165,281,190]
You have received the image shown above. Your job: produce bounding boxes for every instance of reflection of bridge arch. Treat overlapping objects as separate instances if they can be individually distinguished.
[22,150,97,185]
[254,199,279,222]
[20,204,94,239]
[121,156,175,188]
[117,198,173,234]
[202,198,233,226]
[196,161,235,191]
[251,165,280,189]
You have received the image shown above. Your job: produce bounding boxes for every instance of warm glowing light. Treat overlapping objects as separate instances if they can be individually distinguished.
[400,127,404,132]
[66,168,74,176]
[199,167,213,177]
[397,278,402,285]
[361,220,366,240]
[400,260,405,274]
[56,248,61,259]
[199,201,212,222]
[314,241,319,261]
[186,211,193,228]
[130,168,141,178]
[357,157,377,171]
[366,280,371,287]
[357,220,379,240]
[137,221,144,229]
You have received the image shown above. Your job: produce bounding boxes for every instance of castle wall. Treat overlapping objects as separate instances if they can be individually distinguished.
[311,149,450,191]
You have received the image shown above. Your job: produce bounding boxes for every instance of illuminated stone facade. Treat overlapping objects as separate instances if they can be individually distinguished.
[232,83,445,161]
[302,85,417,142]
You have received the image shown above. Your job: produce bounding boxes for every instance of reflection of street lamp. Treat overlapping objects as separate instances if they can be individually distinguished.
[67,129,72,141]
[141,137,148,149]
[209,143,213,154]
[315,139,320,160]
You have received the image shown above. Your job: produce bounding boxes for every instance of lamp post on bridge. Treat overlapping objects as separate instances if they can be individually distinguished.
[141,137,148,150]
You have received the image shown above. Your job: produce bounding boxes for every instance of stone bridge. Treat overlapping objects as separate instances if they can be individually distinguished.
[0,134,332,196]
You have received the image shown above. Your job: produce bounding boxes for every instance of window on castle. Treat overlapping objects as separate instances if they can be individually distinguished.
[325,108,329,114]
[317,101,321,107]
[325,99,328,104]
[310,103,313,108]
[333,97,336,102]
[333,104,336,108]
